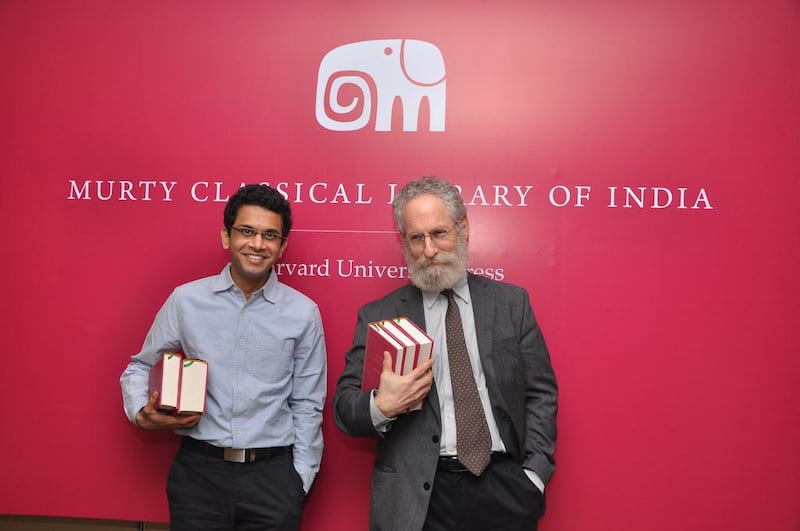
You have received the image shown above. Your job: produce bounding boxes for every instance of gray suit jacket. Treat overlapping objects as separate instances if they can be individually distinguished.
[332,274,558,531]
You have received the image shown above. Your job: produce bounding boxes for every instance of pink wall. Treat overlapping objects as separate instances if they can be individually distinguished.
[1,1,798,529]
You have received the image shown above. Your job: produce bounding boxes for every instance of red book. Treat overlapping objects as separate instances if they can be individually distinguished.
[148,352,183,412]
[361,317,434,410]
[361,322,406,391]
[388,317,434,373]
[176,359,208,415]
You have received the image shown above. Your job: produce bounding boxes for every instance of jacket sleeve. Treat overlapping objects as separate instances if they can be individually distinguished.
[518,289,558,484]
[332,305,384,437]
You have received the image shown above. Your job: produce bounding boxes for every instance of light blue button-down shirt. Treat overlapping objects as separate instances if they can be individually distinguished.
[121,264,327,492]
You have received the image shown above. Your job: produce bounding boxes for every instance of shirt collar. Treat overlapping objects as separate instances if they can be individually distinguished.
[260,267,280,302]
[421,276,470,309]
[213,264,279,302]
[213,264,237,293]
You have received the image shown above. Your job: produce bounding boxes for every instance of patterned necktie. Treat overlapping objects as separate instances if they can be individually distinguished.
[443,289,491,475]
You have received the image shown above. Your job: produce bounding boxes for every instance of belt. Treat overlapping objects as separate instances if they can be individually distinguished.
[181,437,292,464]
[437,452,509,473]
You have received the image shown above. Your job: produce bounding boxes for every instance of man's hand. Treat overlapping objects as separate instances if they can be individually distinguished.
[134,391,202,430]
[374,353,433,418]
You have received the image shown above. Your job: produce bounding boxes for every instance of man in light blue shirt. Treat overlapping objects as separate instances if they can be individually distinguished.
[121,184,327,531]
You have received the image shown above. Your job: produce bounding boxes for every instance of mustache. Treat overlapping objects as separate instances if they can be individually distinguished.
[414,253,456,267]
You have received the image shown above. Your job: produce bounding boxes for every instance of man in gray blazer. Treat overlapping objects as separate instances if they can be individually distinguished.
[333,176,558,531]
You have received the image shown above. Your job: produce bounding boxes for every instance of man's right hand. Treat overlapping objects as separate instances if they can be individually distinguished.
[374,353,434,418]
[134,391,202,430]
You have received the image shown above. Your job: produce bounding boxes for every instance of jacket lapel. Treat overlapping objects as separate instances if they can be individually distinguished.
[469,275,513,423]
[468,274,496,378]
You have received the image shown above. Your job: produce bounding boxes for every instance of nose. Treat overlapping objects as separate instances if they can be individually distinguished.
[422,235,439,258]
[248,233,269,249]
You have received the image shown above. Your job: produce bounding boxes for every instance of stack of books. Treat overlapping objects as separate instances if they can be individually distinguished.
[148,352,208,415]
[361,317,434,410]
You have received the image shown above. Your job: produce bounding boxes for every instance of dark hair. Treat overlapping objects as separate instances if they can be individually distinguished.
[392,176,467,233]
[223,184,292,236]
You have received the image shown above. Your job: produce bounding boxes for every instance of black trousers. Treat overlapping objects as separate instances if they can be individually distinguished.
[422,455,545,531]
[166,444,305,531]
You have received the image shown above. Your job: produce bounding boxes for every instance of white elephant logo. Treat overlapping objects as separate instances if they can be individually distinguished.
[315,39,446,132]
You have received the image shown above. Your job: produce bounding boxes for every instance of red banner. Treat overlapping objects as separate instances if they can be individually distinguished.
[1,1,798,530]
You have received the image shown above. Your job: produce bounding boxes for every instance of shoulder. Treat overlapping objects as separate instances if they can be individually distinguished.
[272,279,317,305]
[468,273,529,302]
[359,283,421,312]
[365,282,420,306]
[171,273,221,297]
[271,280,320,312]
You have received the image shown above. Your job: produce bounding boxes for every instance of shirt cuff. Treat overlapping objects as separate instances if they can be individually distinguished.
[296,466,315,495]
[524,468,545,494]
[369,389,396,432]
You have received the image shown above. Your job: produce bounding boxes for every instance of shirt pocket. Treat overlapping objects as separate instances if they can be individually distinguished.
[247,340,294,384]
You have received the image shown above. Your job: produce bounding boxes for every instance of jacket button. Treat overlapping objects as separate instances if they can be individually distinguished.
[432,435,440,444]
[423,482,431,491]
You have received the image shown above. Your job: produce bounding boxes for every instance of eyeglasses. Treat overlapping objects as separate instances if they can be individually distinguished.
[404,221,461,250]
[230,226,286,243]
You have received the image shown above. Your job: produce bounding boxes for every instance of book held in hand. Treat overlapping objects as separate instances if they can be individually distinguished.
[176,359,208,415]
[390,317,435,373]
[148,352,208,415]
[361,317,434,406]
[148,353,183,411]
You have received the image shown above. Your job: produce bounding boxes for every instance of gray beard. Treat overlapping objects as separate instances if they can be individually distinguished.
[404,236,469,293]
